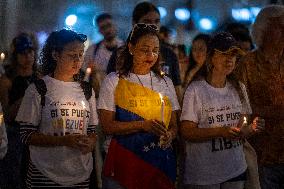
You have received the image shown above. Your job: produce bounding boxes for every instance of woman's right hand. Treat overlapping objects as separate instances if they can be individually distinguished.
[143,120,167,136]
[64,134,94,154]
[221,127,241,139]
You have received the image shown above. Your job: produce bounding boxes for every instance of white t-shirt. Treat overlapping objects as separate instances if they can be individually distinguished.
[180,79,251,185]
[0,104,7,159]
[98,72,180,151]
[16,76,98,185]
[82,39,124,72]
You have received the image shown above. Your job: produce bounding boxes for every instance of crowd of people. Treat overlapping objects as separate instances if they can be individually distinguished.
[0,1,283,189]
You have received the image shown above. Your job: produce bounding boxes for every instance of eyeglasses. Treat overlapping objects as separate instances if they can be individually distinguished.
[129,23,159,41]
[137,48,159,56]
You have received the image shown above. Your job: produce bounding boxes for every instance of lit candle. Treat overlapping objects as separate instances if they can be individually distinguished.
[0,113,3,126]
[0,53,4,62]
[83,67,92,82]
[159,93,164,123]
[240,116,251,136]
[0,52,5,75]
[243,117,247,125]
[81,101,86,134]
[0,113,3,137]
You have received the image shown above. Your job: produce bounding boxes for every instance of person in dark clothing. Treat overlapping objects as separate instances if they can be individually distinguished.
[106,1,182,103]
[183,33,211,90]
[0,32,38,189]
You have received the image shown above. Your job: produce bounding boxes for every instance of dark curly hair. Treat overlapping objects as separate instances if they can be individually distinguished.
[117,24,162,78]
[40,29,87,76]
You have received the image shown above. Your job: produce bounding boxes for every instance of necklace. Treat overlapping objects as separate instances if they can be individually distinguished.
[134,71,153,90]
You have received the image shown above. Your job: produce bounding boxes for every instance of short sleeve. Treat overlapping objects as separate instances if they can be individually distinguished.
[164,77,180,111]
[97,73,119,112]
[82,44,95,71]
[16,84,41,126]
[180,84,200,123]
[88,89,99,126]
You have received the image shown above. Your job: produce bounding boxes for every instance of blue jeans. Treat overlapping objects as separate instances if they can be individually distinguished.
[259,164,284,189]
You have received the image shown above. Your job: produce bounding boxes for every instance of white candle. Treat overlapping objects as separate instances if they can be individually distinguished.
[159,93,164,123]
[0,52,5,76]
[0,113,3,137]
[0,53,4,62]
[83,67,92,82]
[0,113,3,126]
[243,117,247,125]
[81,101,86,134]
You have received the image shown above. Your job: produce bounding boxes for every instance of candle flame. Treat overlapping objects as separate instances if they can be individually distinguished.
[243,116,247,124]
[0,53,5,61]
[86,67,91,74]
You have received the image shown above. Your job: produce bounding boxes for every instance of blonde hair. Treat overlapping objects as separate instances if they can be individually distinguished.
[252,5,284,48]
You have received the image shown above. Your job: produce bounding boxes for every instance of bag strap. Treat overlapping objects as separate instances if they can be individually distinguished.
[80,81,92,101]
[34,79,47,106]
[93,41,103,57]
[34,79,92,105]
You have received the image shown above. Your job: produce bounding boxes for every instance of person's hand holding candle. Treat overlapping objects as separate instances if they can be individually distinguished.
[240,116,265,136]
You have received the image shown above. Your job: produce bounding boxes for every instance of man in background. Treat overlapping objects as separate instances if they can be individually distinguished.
[83,13,123,97]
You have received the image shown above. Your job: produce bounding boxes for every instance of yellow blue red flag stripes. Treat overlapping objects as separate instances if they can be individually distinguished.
[114,79,172,128]
[103,79,176,189]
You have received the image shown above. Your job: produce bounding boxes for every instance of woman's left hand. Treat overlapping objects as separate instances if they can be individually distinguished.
[251,117,265,132]
[159,131,175,149]
[240,117,265,137]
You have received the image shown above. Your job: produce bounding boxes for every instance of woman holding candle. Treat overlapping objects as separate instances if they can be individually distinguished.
[98,24,180,189]
[15,29,98,188]
[0,33,38,189]
[180,32,265,189]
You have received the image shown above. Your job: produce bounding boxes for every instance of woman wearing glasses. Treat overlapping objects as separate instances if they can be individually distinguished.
[15,29,98,188]
[180,32,264,189]
[98,24,180,189]
[107,1,182,103]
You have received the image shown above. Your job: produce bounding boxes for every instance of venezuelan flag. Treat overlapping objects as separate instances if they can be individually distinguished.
[103,79,176,189]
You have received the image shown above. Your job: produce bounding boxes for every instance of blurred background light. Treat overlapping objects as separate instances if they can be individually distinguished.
[250,7,261,22]
[232,7,261,22]
[65,14,77,26]
[36,31,48,47]
[175,8,191,21]
[250,7,261,17]
[158,6,167,19]
[199,18,213,31]
[232,8,250,21]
